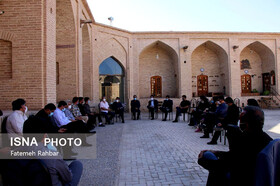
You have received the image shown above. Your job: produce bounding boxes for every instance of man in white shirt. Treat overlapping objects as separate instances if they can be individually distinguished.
[6,98,28,137]
[99,96,115,124]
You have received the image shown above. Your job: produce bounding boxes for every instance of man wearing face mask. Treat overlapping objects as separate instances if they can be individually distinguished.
[160,95,173,121]
[198,106,272,186]
[147,95,158,120]
[35,103,66,133]
[6,98,28,137]
[131,95,141,120]
[83,97,103,126]
[99,96,115,124]
[112,97,125,123]
[206,96,228,145]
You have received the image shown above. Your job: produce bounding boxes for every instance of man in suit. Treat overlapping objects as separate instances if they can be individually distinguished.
[147,95,158,120]
[131,95,141,120]
[112,97,125,123]
[160,95,173,121]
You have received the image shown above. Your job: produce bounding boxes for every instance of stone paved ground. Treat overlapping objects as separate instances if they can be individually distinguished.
[75,109,279,186]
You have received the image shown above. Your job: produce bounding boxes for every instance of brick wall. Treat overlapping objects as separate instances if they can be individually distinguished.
[0,40,12,79]
[139,43,178,98]
[0,0,44,110]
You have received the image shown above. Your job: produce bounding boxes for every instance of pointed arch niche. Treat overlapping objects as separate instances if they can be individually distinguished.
[191,41,229,96]
[99,57,125,103]
[240,41,275,95]
[139,41,179,98]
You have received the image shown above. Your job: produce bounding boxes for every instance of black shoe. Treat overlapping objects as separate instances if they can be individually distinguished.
[188,123,195,126]
[207,141,217,145]
[83,142,92,147]
[173,120,178,123]
[151,118,154,120]
[99,124,105,127]
[122,121,125,123]
[200,135,209,138]
[133,118,136,120]
[162,119,167,121]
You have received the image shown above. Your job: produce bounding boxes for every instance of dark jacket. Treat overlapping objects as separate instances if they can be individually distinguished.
[222,104,239,127]
[78,104,85,116]
[35,109,58,133]
[83,103,91,115]
[198,126,272,186]
[131,100,140,112]
[162,99,173,111]
[147,99,158,111]
[112,102,124,112]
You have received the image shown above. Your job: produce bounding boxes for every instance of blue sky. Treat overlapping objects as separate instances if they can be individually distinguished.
[87,0,280,32]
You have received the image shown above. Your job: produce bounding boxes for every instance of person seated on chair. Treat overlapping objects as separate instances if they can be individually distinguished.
[22,119,83,186]
[131,95,141,120]
[83,97,103,127]
[206,96,228,144]
[53,101,94,137]
[6,98,28,137]
[64,100,76,121]
[35,103,67,133]
[147,95,158,120]
[160,95,173,121]
[173,95,190,122]
[99,96,115,124]
[198,106,272,186]
[78,97,86,116]
[70,97,88,123]
[112,97,125,123]
[247,98,260,107]
[190,95,210,127]
[200,96,218,137]
[204,97,239,142]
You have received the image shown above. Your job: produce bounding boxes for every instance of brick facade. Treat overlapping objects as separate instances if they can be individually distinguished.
[0,0,280,111]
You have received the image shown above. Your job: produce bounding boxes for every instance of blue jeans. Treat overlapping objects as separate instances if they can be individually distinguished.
[203,151,218,160]
[65,160,83,186]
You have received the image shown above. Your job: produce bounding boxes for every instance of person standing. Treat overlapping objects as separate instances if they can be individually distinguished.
[131,95,141,120]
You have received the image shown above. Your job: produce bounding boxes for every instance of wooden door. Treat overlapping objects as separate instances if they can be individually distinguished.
[197,75,208,96]
[151,76,162,97]
[262,73,271,92]
[241,74,251,93]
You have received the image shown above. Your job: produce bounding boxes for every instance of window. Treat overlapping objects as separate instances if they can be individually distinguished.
[151,76,162,97]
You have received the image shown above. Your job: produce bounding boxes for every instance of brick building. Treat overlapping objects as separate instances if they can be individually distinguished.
[0,0,280,110]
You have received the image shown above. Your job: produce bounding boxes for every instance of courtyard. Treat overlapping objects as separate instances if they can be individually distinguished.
[75,110,280,186]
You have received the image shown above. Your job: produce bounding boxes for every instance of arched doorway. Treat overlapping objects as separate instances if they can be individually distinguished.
[139,41,179,98]
[151,76,162,97]
[241,74,252,93]
[99,57,124,103]
[197,75,208,96]
[191,41,229,97]
[240,41,275,96]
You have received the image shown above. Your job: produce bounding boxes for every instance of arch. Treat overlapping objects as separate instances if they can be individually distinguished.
[56,0,77,101]
[99,57,125,103]
[191,41,229,96]
[0,31,16,42]
[98,37,127,69]
[139,41,179,98]
[240,41,276,95]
